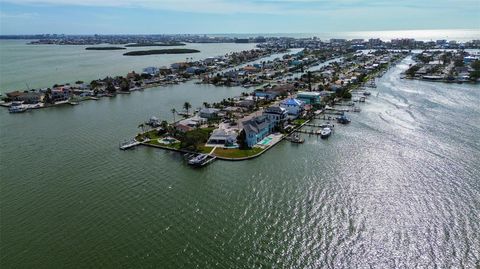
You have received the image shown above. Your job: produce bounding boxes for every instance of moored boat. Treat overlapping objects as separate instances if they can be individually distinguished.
[8,105,28,113]
[188,154,209,166]
[289,133,305,144]
[337,115,351,124]
[320,127,332,139]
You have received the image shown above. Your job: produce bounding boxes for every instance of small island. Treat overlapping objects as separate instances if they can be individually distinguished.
[125,42,186,47]
[86,47,126,50]
[123,49,200,56]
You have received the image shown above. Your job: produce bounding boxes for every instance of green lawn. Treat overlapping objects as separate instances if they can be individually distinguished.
[213,147,264,159]
[293,119,307,126]
[146,139,181,150]
[198,145,214,154]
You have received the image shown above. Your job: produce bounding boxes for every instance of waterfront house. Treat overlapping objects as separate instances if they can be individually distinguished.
[199,108,220,119]
[177,115,207,130]
[142,67,160,76]
[170,62,189,70]
[175,123,193,133]
[242,115,274,148]
[263,106,288,129]
[51,88,71,102]
[236,99,255,109]
[280,98,305,117]
[243,65,259,73]
[6,91,43,104]
[206,128,238,147]
[146,116,161,127]
[254,83,294,100]
[297,91,321,105]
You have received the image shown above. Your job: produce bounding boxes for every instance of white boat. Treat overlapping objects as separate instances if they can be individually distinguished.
[8,103,28,113]
[320,127,332,139]
[188,154,209,166]
[353,107,361,112]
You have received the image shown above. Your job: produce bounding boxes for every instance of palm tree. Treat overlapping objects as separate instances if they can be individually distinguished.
[138,123,145,133]
[171,108,177,123]
[203,102,210,108]
[183,102,191,115]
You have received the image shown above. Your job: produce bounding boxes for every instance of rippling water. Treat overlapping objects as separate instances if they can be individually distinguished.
[0,40,257,92]
[1,55,479,267]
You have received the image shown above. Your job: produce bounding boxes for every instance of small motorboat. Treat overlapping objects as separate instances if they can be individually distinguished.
[359,97,366,102]
[337,115,351,124]
[289,134,305,144]
[188,154,209,166]
[353,107,361,112]
[8,102,28,113]
[320,127,332,139]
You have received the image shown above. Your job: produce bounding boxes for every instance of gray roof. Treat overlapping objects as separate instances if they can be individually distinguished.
[199,108,220,114]
[264,106,286,115]
[242,116,271,135]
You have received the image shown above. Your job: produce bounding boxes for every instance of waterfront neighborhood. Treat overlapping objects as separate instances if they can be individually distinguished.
[2,36,479,164]
[122,48,408,164]
[2,0,480,265]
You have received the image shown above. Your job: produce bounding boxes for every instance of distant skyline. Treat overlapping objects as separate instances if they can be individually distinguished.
[0,0,479,35]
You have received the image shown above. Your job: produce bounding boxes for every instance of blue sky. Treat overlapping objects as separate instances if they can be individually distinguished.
[0,0,479,34]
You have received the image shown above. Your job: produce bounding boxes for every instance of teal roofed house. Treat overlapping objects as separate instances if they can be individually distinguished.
[297,91,321,105]
[242,116,274,148]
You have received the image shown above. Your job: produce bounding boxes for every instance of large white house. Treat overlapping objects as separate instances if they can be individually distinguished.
[280,98,305,118]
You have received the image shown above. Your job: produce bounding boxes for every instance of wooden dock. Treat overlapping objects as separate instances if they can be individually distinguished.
[119,139,140,150]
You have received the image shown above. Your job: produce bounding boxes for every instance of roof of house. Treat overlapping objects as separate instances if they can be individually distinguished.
[209,128,238,140]
[264,106,287,115]
[242,116,271,135]
[297,91,321,97]
[281,98,304,106]
[199,108,220,114]
[6,91,24,98]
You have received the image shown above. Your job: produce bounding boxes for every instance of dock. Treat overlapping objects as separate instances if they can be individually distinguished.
[184,153,216,168]
[119,139,140,150]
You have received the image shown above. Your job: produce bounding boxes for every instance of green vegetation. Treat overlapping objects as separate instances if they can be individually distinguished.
[405,65,421,77]
[85,47,126,50]
[213,147,264,159]
[177,127,215,151]
[123,49,200,56]
[293,119,307,126]
[470,60,480,81]
[125,42,186,47]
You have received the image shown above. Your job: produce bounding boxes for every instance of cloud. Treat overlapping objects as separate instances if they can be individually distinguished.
[1,0,478,15]
[0,11,38,18]
[0,0,283,14]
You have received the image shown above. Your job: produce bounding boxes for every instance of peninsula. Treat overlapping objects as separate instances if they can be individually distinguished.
[123,49,200,56]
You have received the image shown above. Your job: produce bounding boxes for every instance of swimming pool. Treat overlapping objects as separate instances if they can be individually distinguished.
[258,137,273,146]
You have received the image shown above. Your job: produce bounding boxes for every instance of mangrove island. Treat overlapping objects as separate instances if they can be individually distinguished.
[123,49,200,56]
[85,47,126,50]
[125,42,186,47]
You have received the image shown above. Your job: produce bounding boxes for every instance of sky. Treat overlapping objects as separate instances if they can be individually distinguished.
[0,0,479,35]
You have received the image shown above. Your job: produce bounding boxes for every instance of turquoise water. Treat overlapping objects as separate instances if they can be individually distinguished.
[1,42,479,268]
[258,137,273,145]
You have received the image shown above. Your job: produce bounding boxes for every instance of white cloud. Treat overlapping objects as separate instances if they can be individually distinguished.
[1,0,284,14]
[1,0,477,15]
[0,11,38,18]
